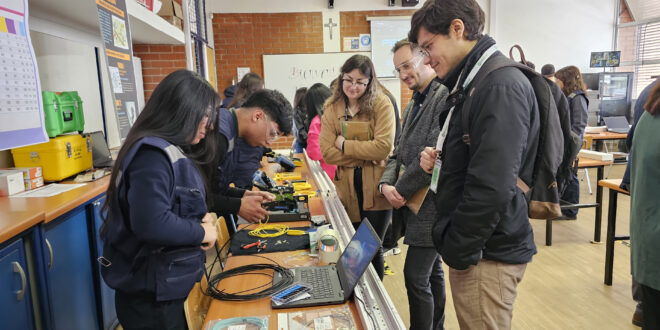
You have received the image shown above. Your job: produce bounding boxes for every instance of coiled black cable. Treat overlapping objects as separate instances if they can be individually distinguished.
[206,263,294,301]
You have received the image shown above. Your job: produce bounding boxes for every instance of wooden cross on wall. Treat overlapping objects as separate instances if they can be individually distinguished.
[324,18,337,40]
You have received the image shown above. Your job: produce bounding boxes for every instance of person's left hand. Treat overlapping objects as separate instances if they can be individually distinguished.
[334,135,345,150]
[244,190,275,202]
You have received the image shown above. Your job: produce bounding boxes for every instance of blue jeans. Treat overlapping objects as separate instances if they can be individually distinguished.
[561,173,580,217]
[404,246,445,330]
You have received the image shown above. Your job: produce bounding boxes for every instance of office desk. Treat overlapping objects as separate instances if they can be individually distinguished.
[544,157,613,246]
[598,179,630,286]
[583,131,627,152]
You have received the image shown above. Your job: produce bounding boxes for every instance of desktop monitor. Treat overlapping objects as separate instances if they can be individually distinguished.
[590,51,621,68]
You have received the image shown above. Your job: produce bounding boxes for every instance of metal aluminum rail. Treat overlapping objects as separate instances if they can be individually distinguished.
[303,151,405,330]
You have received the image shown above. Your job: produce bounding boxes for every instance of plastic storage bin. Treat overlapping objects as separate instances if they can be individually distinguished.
[11,134,93,181]
[42,91,85,138]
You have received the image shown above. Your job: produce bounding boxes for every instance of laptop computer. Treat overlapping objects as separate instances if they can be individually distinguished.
[271,219,381,309]
[603,116,630,134]
[90,131,114,168]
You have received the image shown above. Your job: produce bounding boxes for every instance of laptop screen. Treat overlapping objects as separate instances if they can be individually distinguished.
[90,131,114,167]
[336,220,381,299]
[604,116,629,130]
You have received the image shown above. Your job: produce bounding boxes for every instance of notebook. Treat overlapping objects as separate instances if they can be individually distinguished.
[271,219,381,308]
[603,116,630,134]
[90,131,114,168]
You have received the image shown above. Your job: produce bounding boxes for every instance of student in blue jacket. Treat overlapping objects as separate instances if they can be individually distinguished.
[100,70,219,329]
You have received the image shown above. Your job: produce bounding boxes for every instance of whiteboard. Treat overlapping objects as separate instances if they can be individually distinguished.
[263,52,370,106]
[370,19,411,78]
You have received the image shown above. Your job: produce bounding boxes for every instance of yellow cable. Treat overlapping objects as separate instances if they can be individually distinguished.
[248,215,307,237]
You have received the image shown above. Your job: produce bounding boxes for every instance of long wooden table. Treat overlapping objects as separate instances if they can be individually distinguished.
[598,179,630,286]
[0,176,110,244]
[543,157,613,246]
[203,156,364,329]
[583,131,628,152]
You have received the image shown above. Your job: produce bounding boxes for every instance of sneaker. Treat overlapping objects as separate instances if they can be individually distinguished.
[632,311,643,327]
[383,262,395,276]
[383,245,402,257]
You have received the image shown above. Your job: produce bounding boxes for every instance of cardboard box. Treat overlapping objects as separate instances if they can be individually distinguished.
[161,16,182,30]
[158,0,182,19]
[3,167,43,180]
[0,170,26,196]
[24,177,45,190]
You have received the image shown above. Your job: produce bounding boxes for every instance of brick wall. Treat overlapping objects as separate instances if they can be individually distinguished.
[133,45,187,101]
[212,9,416,149]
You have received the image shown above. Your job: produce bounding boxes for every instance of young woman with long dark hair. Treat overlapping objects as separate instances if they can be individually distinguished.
[100,70,219,329]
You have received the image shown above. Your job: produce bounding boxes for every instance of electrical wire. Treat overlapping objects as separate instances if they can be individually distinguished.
[248,216,306,238]
[354,294,378,329]
[206,263,294,301]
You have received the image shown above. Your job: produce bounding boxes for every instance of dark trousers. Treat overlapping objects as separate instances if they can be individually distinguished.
[115,291,187,330]
[642,284,660,330]
[404,246,446,330]
[354,168,392,280]
[561,172,580,217]
[633,276,644,314]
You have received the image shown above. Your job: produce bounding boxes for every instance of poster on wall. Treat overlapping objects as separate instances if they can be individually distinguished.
[96,0,139,142]
[0,0,48,150]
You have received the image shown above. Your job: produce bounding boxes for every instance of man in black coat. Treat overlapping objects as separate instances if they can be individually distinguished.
[411,0,540,328]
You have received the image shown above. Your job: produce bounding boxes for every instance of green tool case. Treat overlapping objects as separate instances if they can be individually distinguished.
[42,91,85,138]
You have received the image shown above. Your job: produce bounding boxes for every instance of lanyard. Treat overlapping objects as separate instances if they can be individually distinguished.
[429,44,498,192]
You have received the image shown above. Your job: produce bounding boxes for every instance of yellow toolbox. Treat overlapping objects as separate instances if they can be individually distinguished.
[11,134,93,181]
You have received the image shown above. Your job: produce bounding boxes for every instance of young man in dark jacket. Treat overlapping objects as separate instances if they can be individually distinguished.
[411,0,540,328]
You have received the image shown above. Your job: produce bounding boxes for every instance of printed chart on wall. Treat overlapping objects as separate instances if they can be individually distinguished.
[96,0,139,142]
[0,0,48,150]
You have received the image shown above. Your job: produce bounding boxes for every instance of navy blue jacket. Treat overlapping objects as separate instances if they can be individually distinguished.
[431,37,539,269]
[101,137,206,301]
[217,108,263,191]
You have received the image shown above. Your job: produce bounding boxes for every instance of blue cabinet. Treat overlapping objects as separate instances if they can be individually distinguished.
[89,195,119,330]
[37,206,99,330]
[0,239,34,330]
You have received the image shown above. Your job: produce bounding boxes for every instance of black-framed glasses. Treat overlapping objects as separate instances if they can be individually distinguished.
[341,78,369,88]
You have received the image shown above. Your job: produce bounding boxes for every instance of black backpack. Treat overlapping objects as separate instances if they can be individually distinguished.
[460,54,580,219]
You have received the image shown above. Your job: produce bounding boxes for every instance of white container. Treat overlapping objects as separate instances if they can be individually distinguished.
[0,170,26,196]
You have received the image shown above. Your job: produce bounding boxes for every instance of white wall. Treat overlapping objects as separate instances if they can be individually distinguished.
[211,0,489,22]
[492,0,616,73]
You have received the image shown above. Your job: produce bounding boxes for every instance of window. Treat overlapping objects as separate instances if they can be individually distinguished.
[617,1,660,98]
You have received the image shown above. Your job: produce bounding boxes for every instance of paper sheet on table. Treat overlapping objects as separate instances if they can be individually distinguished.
[10,183,87,197]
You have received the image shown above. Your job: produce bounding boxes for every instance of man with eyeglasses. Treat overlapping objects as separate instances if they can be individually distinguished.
[411,0,540,328]
[378,38,449,330]
[209,89,293,230]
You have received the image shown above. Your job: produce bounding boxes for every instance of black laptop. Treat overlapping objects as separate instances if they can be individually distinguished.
[603,116,630,134]
[90,131,114,168]
[271,219,381,308]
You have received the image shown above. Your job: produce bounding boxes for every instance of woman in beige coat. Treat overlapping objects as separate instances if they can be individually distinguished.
[320,55,395,279]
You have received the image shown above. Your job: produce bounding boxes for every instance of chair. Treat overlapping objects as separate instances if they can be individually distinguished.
[184,214,231,330]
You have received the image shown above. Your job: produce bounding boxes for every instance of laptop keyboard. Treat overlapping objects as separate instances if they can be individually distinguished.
[300,268,335,299]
